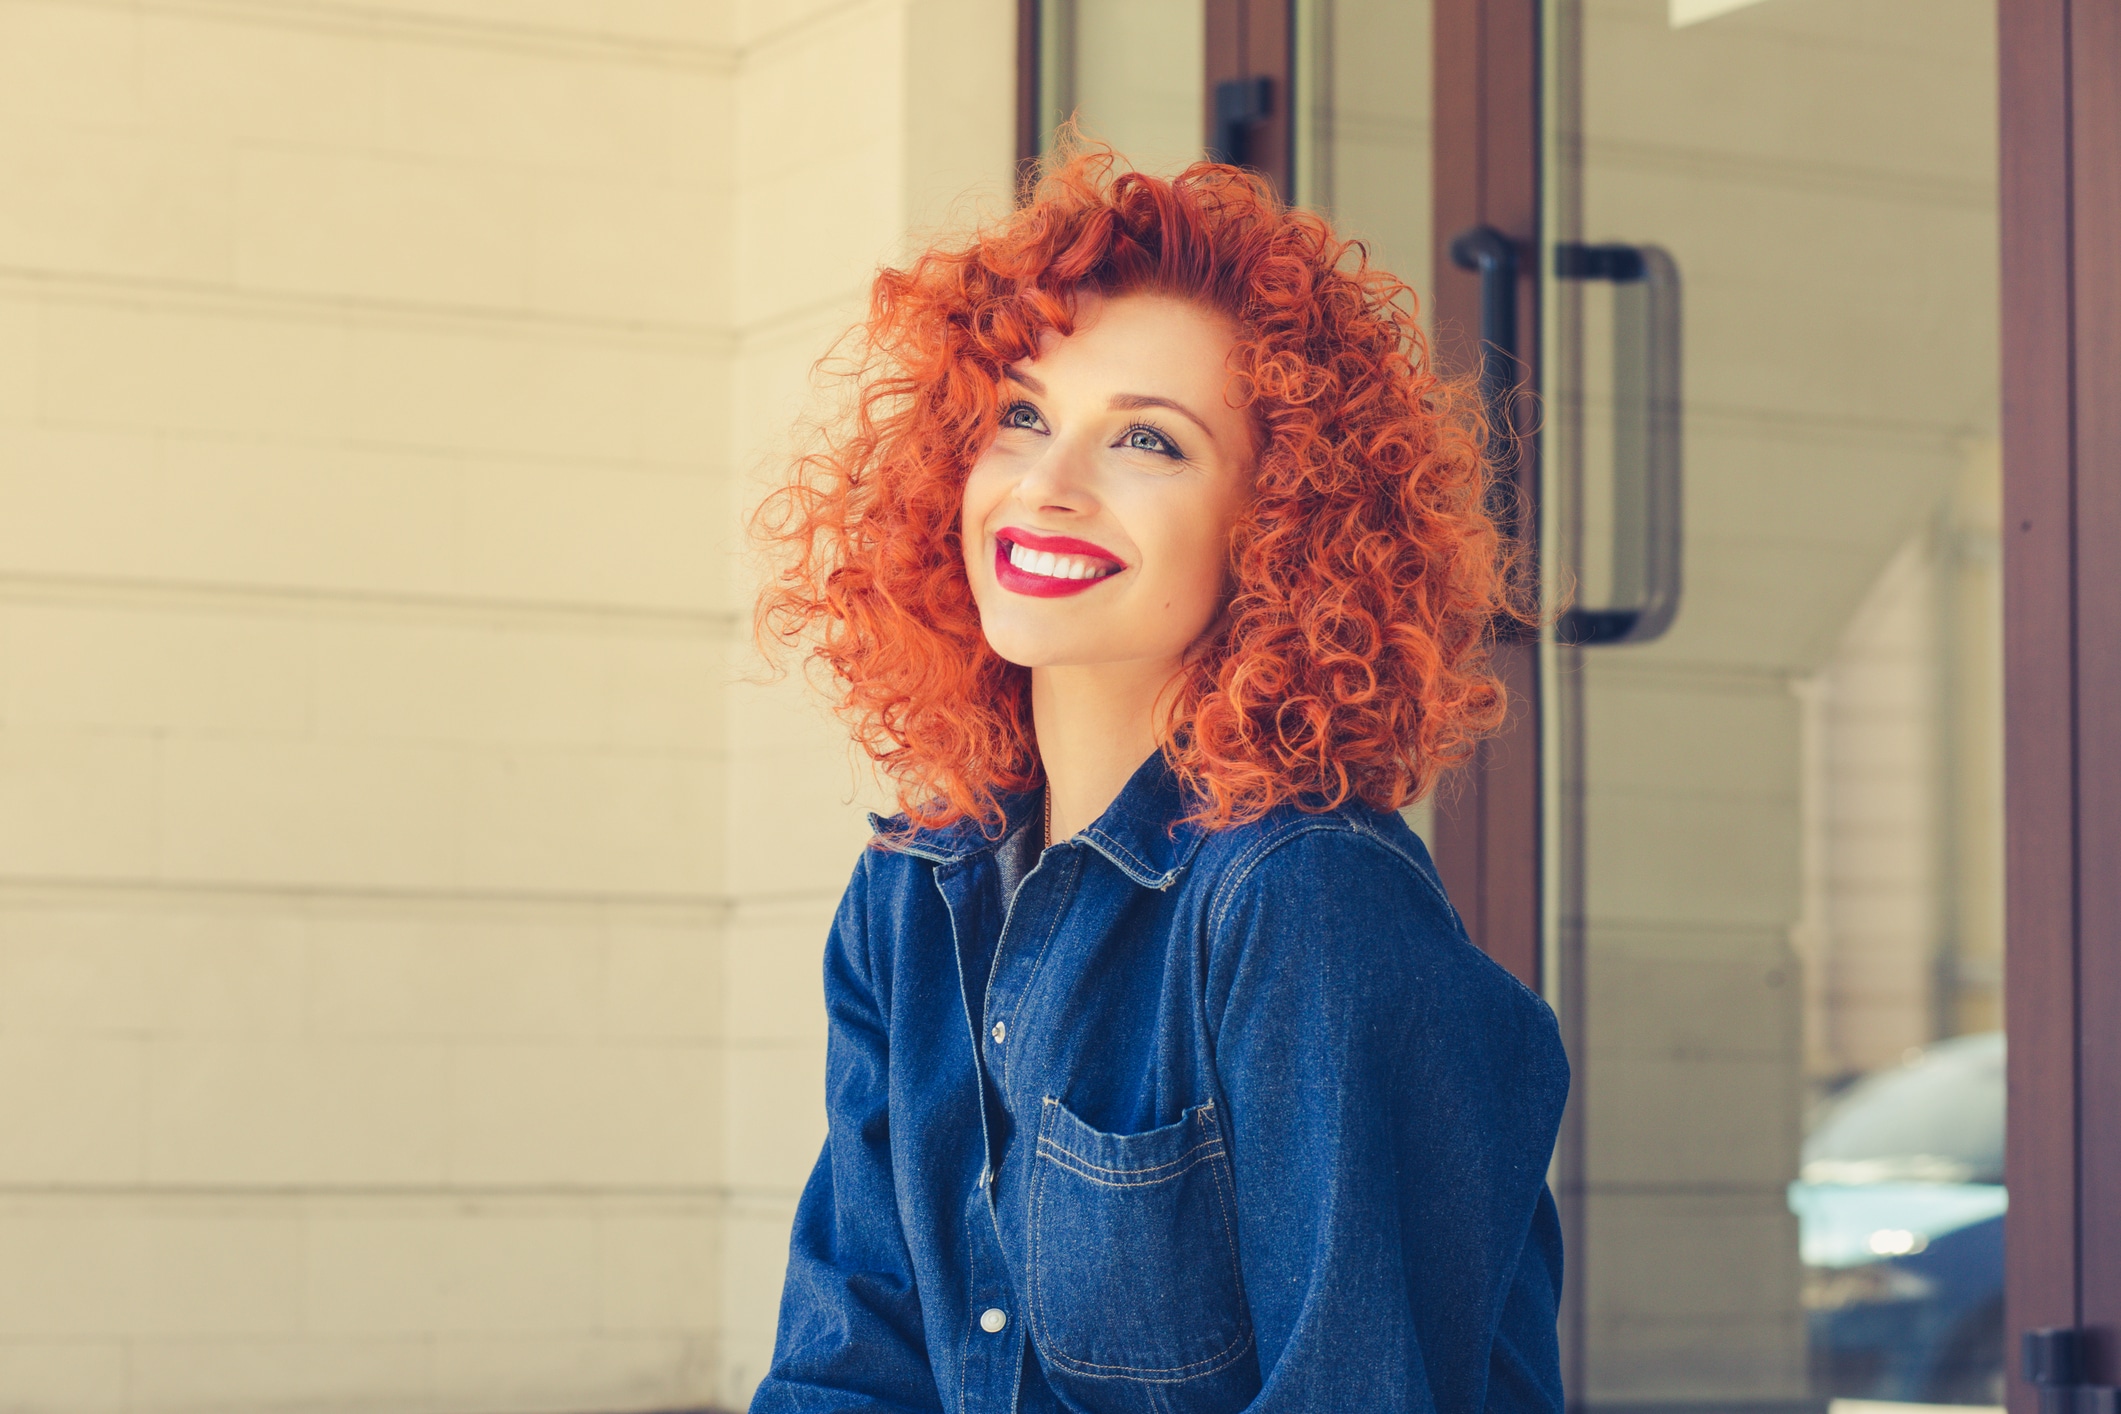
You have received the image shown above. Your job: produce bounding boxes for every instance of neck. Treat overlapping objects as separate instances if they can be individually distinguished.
[1032,658,1178,841]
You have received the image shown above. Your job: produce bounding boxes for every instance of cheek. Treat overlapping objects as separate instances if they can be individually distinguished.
[1135,500,1237,622]
[959,460,1004,566]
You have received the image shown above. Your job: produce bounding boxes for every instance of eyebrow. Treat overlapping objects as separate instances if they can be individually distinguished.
[1002,368,1218,445]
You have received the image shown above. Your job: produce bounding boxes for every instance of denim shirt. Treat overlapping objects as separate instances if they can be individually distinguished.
[753,754,1571,1413]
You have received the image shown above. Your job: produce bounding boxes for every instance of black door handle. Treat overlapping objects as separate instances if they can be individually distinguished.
[1449,225,1521,440]
[1552,240,1683,647]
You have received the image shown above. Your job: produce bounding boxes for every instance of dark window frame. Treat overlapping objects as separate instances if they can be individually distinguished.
[2001,0,2121,1395]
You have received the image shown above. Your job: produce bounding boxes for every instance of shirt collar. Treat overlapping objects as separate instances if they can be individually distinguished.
[869,752,1208,890]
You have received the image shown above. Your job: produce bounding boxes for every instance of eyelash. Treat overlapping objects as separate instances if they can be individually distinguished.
[997,400,1188,461]
[1120,421,1186,460]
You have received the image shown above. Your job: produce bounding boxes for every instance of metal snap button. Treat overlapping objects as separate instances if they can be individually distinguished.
[980,1307,1008,1334]
[991,1021,1006,1044]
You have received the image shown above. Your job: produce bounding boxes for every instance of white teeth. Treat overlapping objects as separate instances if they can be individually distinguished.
[1004,540,1115,581]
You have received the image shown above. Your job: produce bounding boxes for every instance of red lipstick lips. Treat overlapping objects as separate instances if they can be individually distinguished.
[993,528,1125,598]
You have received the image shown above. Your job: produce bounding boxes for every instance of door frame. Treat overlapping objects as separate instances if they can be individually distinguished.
[1427,0,1545,996]
[2001,0,2121,1399]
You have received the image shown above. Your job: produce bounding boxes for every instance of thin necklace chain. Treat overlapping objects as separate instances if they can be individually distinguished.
[1042,783,1052,850]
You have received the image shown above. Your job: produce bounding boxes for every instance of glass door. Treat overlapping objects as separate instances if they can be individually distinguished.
[1023,3,2016,1405]
[1541,1,2004,1409]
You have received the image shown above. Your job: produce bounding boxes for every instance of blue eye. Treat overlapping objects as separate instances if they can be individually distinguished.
[1000,400,1046,432]
[1121,423,1184,459]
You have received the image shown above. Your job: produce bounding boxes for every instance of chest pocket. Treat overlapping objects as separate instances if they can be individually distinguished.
[1027,1097,1259,1410]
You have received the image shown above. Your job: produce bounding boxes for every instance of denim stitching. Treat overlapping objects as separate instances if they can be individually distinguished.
[1203,818,1340,937]
[1205,818,1351,939]
[886,841,967,864]
[1346,813,1468,929]
[1337,817,1555,1011]
[850,856,881,1012]
[1205,813,1469,949]
[1034,1099,1223,1180]
[1204,815,1485,958]
[1199,1113,1253,1346]
[1034,1132,1223,1177]
[1049,1331,1254,1381]
[1000,853,1079,1091]
[1026,1099,1253,1382]
[1027,1101,1056,1362]
[867,810,1012,864]
[1034,1139,1225,1187]
[1043,1295,1252,1379]
[1040,1267,1252,1381]
[1077,828,1170,887]
[958,1197,975,1414]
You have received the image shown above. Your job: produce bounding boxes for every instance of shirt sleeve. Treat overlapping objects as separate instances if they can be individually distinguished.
[1486,1186,1567,1411]
[749,856,945,1414]
[1205,826,1571,1413]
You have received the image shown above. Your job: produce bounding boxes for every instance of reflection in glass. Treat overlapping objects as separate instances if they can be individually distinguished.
[1793,1034,2005,1403]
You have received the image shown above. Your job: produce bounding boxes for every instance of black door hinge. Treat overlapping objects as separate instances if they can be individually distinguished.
[1210,76,1271,168]
[2026,1328,2121,1414]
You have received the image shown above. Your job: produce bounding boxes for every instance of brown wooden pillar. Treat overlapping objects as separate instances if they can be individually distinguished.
[1015,0,1041,173]
[1203,0,1293,198]
[2001,0,2121,1399]
[1429,0,1543,992]
[2071,0,2121,1377]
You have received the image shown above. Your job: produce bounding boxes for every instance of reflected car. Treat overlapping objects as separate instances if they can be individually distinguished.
[1787,1031,2006,1405]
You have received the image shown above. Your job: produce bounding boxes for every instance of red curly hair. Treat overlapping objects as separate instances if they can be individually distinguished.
[753,149,1523,832]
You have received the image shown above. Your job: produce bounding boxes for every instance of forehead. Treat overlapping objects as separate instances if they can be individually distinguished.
[1020,291,1238,387]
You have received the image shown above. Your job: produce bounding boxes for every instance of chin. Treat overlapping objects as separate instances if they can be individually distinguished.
[970,594,1076,666]
[976,615,1116,670]
[980,631,1091,670]
[983,628,1203,675]
[971,586,1209,673]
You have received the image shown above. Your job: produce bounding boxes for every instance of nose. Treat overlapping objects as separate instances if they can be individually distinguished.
[1011,429,1098,515]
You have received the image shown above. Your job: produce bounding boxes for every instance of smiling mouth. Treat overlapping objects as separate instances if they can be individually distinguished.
[993,530,1124,598]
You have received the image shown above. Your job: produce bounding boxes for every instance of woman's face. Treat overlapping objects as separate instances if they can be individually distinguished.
[961,291,1254,674]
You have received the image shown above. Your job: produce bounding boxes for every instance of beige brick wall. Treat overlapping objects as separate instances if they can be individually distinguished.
[0,1,1011,1409]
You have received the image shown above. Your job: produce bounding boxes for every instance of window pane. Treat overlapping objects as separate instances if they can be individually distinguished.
[1039,0,1207,174]
[1293,0,1434,330]
[1542,1,2005,1407]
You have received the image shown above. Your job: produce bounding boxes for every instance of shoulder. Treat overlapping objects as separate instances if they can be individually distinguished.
[1193,804,1559,1048]
[819,819,960,984]
[1192,803,1459,944]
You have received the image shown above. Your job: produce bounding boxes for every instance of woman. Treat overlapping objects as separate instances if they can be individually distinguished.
[750,151,1569,1413]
